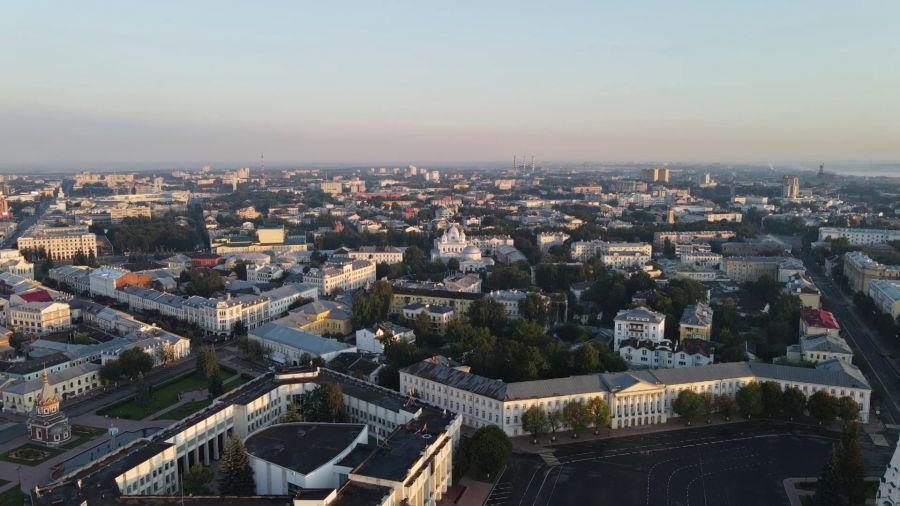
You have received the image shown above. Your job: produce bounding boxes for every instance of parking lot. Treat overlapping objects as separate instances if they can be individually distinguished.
[487,421,893,506]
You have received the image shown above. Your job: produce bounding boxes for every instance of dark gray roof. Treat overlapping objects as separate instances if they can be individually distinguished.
[401,361,506,401]
[245,423,365,475]
[750,361,870,389]
[648,362,755,384]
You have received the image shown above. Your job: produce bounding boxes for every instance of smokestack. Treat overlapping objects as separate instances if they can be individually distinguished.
[531,155,535,174]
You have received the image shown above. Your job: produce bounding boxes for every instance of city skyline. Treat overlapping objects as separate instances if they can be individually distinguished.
[3,2,900,168]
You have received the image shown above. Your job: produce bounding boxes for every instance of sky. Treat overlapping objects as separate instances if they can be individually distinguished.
[1,1,899,170]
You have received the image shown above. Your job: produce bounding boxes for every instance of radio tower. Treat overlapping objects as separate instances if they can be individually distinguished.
[513,155,517,176]
[259,152,268,187]
[531,155,535,175]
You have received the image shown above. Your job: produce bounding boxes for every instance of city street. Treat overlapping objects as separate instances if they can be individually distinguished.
[805,261,900,425]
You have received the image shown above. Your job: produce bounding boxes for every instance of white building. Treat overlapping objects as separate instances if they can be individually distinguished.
[571,240,652,262]
[869,279,900,318]
[613,308,666,351]
[429,225,496,272]
[618,338,715,369]
[0,249,34,279]
[249,322,356,364]
[401,358,871,437]
[9,301,71,335]
[88,266,129,299]
[355,322,415,355]
[341,246,404,264]
[818,227,900,246]
[786,334,853,364]
[537,232,570,253]
[1,363,101,414]
[485,290,530,319]
[246,264,284,283]
[303,259,375,295]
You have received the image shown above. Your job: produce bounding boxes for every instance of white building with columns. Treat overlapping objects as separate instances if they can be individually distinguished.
[400,358,871,437]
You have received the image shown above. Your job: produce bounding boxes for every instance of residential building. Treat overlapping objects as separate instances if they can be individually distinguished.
[652,231,736,249]
[618,338,715,369]
[402,303,454,334]
[786,334,853,364]
[17,225,98,260]
[785,274,821,308]
[303,259,375,295]
[721,256,805,283]
[844,251,900,293]
[390,285,482,322]
[537,232,570,253]
[355,323,415,355]
[869,279,900,318]
[9,302,71,335]
[340,245,404,264]
[246,264,284,283]
[274,299,352,336]
[782,175,800,198]
[800,308,840,338]
[571,240,651,262]
[679,303,713,340]
[3,363,101,414]
[819,227,900,246]
[485,290,530,319]
[613,308,666,351]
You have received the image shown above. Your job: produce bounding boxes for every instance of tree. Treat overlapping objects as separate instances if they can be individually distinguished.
[134,372,152,408]
[183,464,214,495]
[208,374,224,397]
[562,400,591,437]
[282,402,301,423]
[519,293,550,325]
[715,394,737,421]
[735,383,763,419]
[232,320,248,338]
[100,360,122,384]
[467,298,509,334]
[300,383,346,422]
[218,436,256,496]
[468,425,511,482]
[587,397,611,434]
[782,386,807,421]
[699,392,716,423]
[813,446,844,506]
[196,345,219,381]
[807,390,838,425]
[548,410,563,441]
[521,406,550,443]
[351,280,394,328]
[673,390,703,425]
[836,396,860,424]
[760,381,783,418]
[839,424,865,505]
[447,258,460,272]
[119,348,154,378]
[188,269,224,297]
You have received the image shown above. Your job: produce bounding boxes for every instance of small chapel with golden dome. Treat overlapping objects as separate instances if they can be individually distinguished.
[27,371,71,446]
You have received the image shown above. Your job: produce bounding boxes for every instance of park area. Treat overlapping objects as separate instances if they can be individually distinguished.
[98,369,249,420]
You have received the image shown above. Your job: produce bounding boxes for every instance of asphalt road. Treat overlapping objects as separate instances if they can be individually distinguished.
[805,260,900,425]
[489,422,892,506]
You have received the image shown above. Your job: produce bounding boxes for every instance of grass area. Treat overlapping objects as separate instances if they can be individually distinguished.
[0,443,66,466]
[795,482,816,491]
[97,373,209,420]
[800,496,813,506]
[150,374,250,421]
[0,485,23,506]
[62,425,106,450]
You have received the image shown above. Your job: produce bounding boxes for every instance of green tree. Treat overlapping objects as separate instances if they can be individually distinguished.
[134,372,152,408]
[519,293,550,325]
[562,400,591,437]
[735,383,763,419]
[188,269,225,297]
[782,386,807,421]
[813,446,844,506]
[300,383,346,422]
[715,394,737,421]
[282,402,302,423]
[836,396,860,424]
[467,298,509,334]
[699,392,716,423]
[231,320,248,338]
[119,348,154,378]
[521,406,550,442]
[760,381,783,418]
[447,258,460,272]
[673,390,703,425]
[218,437,256,496]
[351,280,394,328]
[548,410,563,441]
[100,360,122,384]
[839,424,865,505]
[807,390,838,425]
[468,425,511,482]
[586,397,611,434]
[183,464,214,496]
[208,374,224,397]
[196,345,219,381]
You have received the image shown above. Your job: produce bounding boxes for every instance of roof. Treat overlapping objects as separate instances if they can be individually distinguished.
[801,334,852,355]
[16,289,54,303]
[250,323,353,356]
[750,361,870,389]
[802,308,840,330]
[245,423,365,475]
[614,307,666,324]
[401,360,506,401]
[680,303,712,327]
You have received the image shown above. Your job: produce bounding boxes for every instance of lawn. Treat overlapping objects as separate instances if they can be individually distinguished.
[0,485,23,506]
[97,374,209,420]
[62,425,106,450]
[144,373,251,421]
[0,443,66,466]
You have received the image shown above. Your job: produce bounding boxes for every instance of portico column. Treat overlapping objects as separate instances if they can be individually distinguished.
[213,432,220,460]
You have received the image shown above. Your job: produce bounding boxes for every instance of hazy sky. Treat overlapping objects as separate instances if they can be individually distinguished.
[2,1,899,169]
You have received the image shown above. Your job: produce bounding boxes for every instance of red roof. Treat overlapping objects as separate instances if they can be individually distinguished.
[802,308,839,330]
[18,290,53,303]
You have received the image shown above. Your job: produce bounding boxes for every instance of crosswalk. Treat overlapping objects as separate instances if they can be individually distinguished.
[538,450,560,466]
[484,481,514,506]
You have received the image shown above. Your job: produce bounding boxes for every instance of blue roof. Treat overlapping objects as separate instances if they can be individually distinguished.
[250,322,353,357]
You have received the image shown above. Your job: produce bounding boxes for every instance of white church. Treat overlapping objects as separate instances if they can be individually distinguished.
[431,224,494,272]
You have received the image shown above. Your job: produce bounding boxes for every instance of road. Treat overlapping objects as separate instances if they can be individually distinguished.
[1,199,50,249]
[806,260,900,425]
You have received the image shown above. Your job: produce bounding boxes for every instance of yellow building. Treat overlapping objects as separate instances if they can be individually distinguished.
[390,286,482,322]
[274,300,353,336]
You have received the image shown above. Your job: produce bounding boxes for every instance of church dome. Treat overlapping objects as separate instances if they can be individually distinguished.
[461,245,481,260]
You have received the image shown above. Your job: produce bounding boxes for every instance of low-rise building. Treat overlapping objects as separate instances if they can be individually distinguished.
[721,256,805,283]
[618,338,715,369]
[613,308,666,351]
[845,251,900,293]
[402,303,454,334]
[303,259,375,295]
[275,299,352,336]
[679,303,713,340]
[249,322,356,364]
[819,227,900,246]
[246,264,284,283]
[355,322,415,355]
[2,363,101,414]
[571,240,651,263]
[800,308,840,338]
[537,232,570,253]
[786,334,853,364]
[9,301,71,335]
[870,279,900,319]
